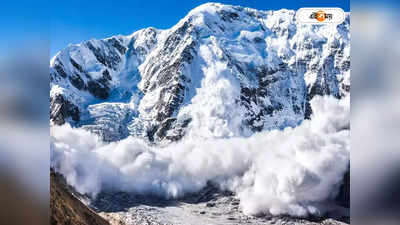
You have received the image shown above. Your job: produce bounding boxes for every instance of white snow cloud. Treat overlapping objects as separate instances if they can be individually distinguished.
[51,95,349,217]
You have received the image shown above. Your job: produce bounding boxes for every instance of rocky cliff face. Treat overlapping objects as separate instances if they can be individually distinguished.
[50,170,112,225]
[50,3,350,143]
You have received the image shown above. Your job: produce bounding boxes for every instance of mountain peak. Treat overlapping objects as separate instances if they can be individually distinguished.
[187,2,235,15]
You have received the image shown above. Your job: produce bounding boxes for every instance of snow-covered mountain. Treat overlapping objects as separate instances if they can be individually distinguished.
[50,3,350,143]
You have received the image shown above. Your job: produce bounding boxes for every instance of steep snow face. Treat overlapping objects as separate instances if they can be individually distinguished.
[50,3,350,142]
[50,28,161,141]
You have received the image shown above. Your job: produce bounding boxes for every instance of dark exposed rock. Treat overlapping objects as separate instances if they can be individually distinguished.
[138,23,197,141]
[180,40,196,62]
[50,94,80,125]
[304,94,313,120]
[218,10,239,22]
[342,83,350,93]
[253,36,264,43]
[240,64,307,132]
[70,58,84,73]
[54,60,67,78]
[69,73,85,90]
[308,78,332,99]
[154,83,185,123]
[341,60,350,71]
[86,41,121,69]
[206,202,216,207]
[146,125,159,143]
[155,118,177,141]
[106,37,126,55]
[51,170,110,225]
[87,80,110,100]
[154,117,192,142]
[102,69,112,81]
[293,104,301,114]
[162,20,194,54]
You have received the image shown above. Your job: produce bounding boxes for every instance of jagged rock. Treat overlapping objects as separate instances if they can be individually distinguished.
[51,170,110,225]
[87,80,110,100]
[69,73,85,90]
[54,60,67,78]
[70,58,84,73]
[85,41,121,69]
[50,94,80,125]
[106,37,127,55]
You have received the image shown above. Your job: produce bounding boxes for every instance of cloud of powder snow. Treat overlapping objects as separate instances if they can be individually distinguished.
[51,95,349,217]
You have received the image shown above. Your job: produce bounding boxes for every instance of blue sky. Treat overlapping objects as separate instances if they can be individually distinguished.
[51,0,350,57]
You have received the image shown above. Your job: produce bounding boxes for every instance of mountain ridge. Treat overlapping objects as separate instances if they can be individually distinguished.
[50,3,350,143]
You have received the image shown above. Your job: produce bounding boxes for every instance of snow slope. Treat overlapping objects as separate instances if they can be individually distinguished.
[50,3,350,143]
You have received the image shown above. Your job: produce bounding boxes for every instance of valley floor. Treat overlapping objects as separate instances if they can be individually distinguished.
[88,185,349,225]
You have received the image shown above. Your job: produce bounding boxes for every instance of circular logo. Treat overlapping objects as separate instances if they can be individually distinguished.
[315,10,326,22]
[297,8,345,24]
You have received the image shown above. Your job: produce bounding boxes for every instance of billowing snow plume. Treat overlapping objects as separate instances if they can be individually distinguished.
[51,95,349,217]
